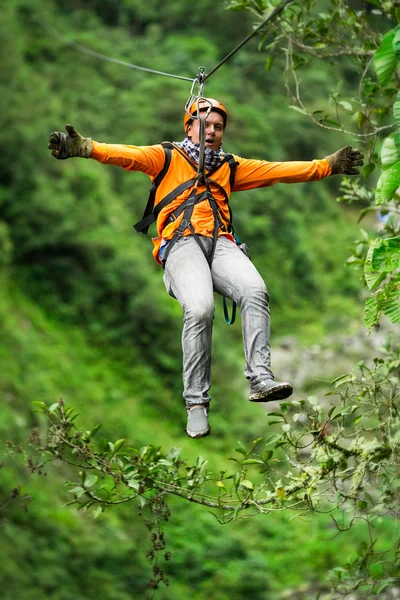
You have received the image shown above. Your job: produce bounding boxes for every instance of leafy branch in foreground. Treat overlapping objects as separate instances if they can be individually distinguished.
[28,342,400,596]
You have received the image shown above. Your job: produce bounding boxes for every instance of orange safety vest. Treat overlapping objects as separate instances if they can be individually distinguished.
[90,141,332,265]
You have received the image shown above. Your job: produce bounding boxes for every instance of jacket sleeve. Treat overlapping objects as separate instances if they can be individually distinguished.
[232,155,332,192]
[90,141,166,178]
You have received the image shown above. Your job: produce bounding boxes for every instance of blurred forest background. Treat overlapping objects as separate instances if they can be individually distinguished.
[1,0,398,598]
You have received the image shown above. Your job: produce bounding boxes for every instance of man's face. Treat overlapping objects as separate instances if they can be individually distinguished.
[187,110,225,152]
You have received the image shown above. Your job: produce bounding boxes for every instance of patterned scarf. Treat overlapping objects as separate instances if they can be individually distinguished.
[176,137,224,171]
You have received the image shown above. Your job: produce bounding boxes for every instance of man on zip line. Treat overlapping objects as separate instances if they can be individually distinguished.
[48,98,363,439]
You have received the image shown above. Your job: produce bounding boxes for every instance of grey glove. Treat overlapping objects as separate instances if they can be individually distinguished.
[325,145,364,175]
[48,124,93,159]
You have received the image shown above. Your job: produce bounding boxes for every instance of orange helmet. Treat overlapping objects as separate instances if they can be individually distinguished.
[184,98,228,132]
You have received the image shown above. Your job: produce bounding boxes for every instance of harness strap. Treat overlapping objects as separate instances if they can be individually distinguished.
[161,186,203,264]
[134,144,172,234]
[223,296,237,325]
[134,177,198,233]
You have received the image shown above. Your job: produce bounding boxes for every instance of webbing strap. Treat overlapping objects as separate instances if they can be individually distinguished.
[223,296,237,325]
[162,187,202,264]
[134,145,172,234]
[164,190,208,225]
[134,177,198,232]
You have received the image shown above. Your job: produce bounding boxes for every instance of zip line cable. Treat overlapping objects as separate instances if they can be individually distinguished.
[204,0,293,82]
[39,0,293,86]
[38,18,193,82]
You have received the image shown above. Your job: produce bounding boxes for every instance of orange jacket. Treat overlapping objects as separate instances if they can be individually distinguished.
[90,141,332,264]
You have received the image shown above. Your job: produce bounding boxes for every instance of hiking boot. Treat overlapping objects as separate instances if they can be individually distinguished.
[186,405,210,438]
[249,379,293,402]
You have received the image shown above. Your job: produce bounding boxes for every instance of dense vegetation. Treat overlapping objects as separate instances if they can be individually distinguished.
[1,0,399,598]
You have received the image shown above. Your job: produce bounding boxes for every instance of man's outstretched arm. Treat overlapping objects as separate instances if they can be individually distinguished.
[48,125,165,175]
[232,145,364,191]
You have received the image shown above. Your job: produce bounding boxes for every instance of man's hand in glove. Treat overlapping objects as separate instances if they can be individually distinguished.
[325,145,364,175]
[48,125,93,160]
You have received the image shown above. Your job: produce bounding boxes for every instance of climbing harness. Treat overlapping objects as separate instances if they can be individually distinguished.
[133,141,238,267]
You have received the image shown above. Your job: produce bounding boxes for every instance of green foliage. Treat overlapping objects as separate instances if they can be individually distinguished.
[1,0,400,598]
[373,26,400,87]
[361,27,400,330]
[29,343,400,596]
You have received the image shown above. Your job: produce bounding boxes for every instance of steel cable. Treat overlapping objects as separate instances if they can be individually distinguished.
[38,17,193,82]
[204,0,293,82]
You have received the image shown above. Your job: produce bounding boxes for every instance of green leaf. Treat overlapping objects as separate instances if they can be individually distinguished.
[89,424,102,437]
[365,296,380,330]
[239,479,254,490]
[93,506,103,519]
[382,292,400,322]
[84,474,98,488]
[248,437,263,454]
[364,265,386,292]
[361,163,375,179]
[395,132,400,155]
[365,238,400,290]
[381,134,400,167]
[375,161,400,205]
[357,111,366,129]
[113,439,125,452]
[322,117,341,127]
[69,486,86,498]
[338,101,353,111]
[265,56,274,71]
[235,447,247,456]
[264,434,282,445]
[332,373,354,387]
[374,27,398,87]
[216,480,225,487]
[167,447,181,461]
[393,28,400,61]
[289,105,308,116]
[242,458,264,465]
[376,582,389,595]
[32,401,47,409]
[393,91,400,129]
[127,479,140,491]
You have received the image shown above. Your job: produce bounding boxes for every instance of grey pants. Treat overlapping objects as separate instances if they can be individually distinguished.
[163,235,274,408]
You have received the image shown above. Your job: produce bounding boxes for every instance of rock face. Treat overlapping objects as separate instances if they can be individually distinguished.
[271,318,399,398]
[281,584,400,600]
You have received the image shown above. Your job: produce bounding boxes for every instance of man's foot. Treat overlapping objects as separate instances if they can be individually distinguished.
[186,405,210,438]
[249,379,293,402]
